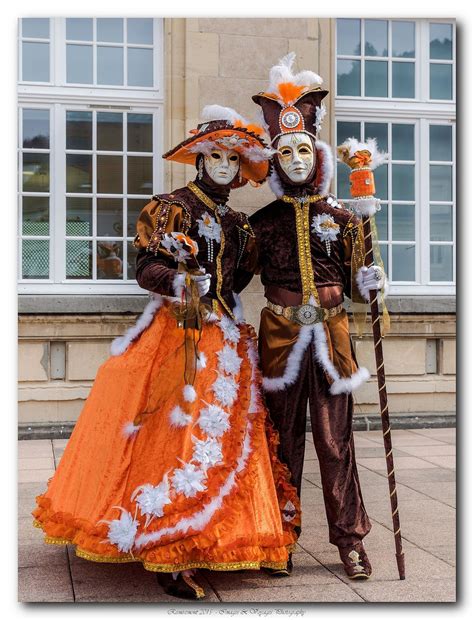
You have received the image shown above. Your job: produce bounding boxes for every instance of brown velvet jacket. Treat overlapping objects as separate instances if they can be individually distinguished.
[134,182,256,321]
[245,195,366,383]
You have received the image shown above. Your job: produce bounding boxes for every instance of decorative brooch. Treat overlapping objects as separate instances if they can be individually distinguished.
[311,213,340,256]
[196,213,222,262]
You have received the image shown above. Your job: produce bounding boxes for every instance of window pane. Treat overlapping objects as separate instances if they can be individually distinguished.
[365,20,388,57]
[337,162,351,199]
[337,60,361,96]
[97,113,123,151]
[430,23,453,60]
[22,18,49,39]
[66,197,92,236]
[97,18,123,43]
[23,109,49,149]
[66,18,93,41]
[430,165,452,201]
[128,157,152,194]
[97,241,123,280]
[128,114,153,152]
[97,156,123,194]
[127,18,153,45]
[23,153,49,192]
[66,44,93,84]
[430,64,452,100]
[392,62,415,98]
[392,124,414,160]
[128,48,153,87]
[127,199,145,236]
[392,204,415,241]
[66,111,92,150]
[337,122,360,145]
[337,19,361,55]
[430,245,453,281]
[365,61,388,97]
[365,122,388,152]
[392,244,415,281]
[22,196,49,235]
[374,164,388,200]
[66,240,92,279]
[392,165,415,201]
[430,204,453,242]
[97,46,124,86]
[392,21,415,58]
[22,42,49,82]
[430,125,452,161]
[66,154,92,193]
[97,198,123,236]
[22,239,49,279]
[374,202,388,240]
[127,241,139,279]
[378,243,389,273]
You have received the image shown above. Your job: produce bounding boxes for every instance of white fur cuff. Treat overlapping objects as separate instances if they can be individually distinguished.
[173,272,186,298]
[348,197,380,218]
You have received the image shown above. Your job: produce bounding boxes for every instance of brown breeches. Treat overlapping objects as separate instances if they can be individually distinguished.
[263,345,372,547]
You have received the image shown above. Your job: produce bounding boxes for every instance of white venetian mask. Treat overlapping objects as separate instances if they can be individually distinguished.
[204,148,240,185]
[277,133,314,183]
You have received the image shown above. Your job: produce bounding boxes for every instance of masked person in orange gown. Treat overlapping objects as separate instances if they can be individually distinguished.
[33,106,300,601]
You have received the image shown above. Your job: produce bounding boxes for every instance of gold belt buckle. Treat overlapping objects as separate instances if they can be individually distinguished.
[291,304,326,326]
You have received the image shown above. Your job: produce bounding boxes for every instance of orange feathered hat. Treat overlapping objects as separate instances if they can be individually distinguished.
[163,105,272,187]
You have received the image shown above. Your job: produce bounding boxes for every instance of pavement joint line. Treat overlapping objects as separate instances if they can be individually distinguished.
[66,545,77,602]
[394,449,456,471]
[201,572,222,602]
[296,542,368,602]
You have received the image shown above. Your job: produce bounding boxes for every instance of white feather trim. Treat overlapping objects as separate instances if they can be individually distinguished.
[131,477,172,522]
[99,507,139,553]
[262,326,313,391]
[330,367,371,395]
[315,140,334,195]
[201,104,247,127]
[122,422,141,438]
[268,168,285,198]
[169,405,192,428]
[268,52,323,98]
[232,292,245,324]
[173,272,185,298]
[218,315,241,344]
[183,384,197,403]
[196,351,207,370]
[134,420,253,549]
[314,104,327,134]
[338,137,388,170]
[311,323,341,383]
[197,404,230,438]
[171,462,207,498]
[110,293,163,356]
[348,197,381,218]
[217,344,242,376]
[356,266,371,301]
[212,374,238,407]
[191,435,223,470]
[245,144,277,162]
[188,140,216,156]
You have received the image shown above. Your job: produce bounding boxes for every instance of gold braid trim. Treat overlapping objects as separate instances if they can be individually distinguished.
[187,181,235,320]
[283,195,322,305]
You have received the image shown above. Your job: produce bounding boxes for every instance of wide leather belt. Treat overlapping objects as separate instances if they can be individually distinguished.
[267,301,344,326]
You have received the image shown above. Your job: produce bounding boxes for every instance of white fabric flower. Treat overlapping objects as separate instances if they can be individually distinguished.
[218,315,240,344]
[131,476,172,522]
[311,213,340,242]
[169,405,192,428]
[172,462,207,498]
[217,344,242,376]
[191,435,223,470]
[198,404,230,438]
[212,374,238,407]
[196,213,222,243]
[101,507,139,553]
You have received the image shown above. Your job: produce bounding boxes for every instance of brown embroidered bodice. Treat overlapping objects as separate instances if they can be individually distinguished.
[134,182,256,319]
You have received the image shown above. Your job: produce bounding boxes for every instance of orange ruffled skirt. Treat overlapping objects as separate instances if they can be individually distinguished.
[33,301,301,572]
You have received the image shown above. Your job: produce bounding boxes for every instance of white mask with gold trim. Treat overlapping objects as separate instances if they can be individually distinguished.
[204,148,240,185]
[276,133,314,183]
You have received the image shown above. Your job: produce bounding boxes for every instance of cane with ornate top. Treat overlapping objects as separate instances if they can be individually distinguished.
[337,138,406,581]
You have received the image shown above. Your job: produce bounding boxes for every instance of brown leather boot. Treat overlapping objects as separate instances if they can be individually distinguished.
[338,542,372,579]
[156,571,206,599]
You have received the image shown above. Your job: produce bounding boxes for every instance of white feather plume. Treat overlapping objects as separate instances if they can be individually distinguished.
[183,384,197,403]
[202,105,248,126]
[268,52,323,96]
[338,137,388,170]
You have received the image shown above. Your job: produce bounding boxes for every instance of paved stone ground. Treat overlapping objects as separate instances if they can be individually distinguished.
[18,428,456,603]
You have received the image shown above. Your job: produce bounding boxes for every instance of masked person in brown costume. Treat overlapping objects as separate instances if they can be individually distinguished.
[242,54,387,579]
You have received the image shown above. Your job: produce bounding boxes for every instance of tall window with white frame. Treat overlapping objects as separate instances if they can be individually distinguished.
[18,17,164,293]
[335,18,455,295]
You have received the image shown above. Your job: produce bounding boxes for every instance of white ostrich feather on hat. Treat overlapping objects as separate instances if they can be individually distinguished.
[268,52,323,95]
[201,104,248,127]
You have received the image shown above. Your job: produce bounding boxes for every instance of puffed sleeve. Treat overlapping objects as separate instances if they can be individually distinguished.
[134,197,190,297]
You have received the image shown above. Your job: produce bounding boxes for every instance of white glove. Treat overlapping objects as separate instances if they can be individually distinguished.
[357,265,387,300]
[190,273,211,297]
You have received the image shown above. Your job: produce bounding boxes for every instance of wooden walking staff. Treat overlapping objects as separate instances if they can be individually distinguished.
[337,139,406,580]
